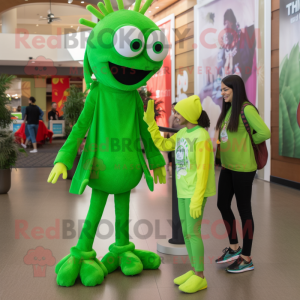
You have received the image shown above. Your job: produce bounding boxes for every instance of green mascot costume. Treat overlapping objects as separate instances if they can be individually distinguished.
[48,0,167,287]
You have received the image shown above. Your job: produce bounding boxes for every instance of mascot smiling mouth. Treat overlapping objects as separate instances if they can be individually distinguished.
[108,62,151,85]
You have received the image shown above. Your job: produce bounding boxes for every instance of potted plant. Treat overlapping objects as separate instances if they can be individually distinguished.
[63,84,88,179]
[0,74,26,194]
[138,87,165,153]
[138,87,165,120]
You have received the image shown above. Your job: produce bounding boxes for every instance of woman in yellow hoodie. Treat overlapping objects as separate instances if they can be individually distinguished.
[144,96,216,294]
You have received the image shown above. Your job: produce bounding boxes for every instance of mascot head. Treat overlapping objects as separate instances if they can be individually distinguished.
[80,0,169,91]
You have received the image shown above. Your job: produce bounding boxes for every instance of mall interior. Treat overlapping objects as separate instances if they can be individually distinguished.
[0,0,300,299]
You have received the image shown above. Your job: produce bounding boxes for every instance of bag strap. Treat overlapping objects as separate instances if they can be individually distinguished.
[241,103,258,150]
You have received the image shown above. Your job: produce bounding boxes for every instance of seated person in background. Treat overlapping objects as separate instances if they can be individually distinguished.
[48,102,59,121]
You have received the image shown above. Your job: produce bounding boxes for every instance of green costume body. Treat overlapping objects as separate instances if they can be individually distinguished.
[51,0,168,287]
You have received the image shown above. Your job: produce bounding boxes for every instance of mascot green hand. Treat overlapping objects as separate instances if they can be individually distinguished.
[47,0,167,287]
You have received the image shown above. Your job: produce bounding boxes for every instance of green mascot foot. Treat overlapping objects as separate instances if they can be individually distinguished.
[133,249,161,270]
[101,243,160,276]
[55,247,107,287]
[119,251,143,275]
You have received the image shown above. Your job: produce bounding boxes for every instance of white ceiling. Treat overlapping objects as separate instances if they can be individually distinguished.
[0,3,91,25]
[17,3,89,19]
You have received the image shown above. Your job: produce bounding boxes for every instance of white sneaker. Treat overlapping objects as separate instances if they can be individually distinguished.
[30,149,38,153]
[21,143,27,149]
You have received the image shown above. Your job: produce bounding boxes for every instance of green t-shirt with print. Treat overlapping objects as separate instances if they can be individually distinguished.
[220,104,270,172]
[175,125,216,198]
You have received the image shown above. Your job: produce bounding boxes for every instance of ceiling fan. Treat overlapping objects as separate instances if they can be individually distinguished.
[39,0,61,24]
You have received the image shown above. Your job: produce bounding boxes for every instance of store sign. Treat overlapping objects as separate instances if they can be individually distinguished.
[52,124,63,135]
[49,120,65,137]
[13,123,22,133]
[279,0,300,158]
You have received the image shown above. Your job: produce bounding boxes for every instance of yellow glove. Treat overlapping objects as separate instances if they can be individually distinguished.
[47,162,67,184]
[143,99,155,126]
[190,197,202,219]
[153,166,166,184]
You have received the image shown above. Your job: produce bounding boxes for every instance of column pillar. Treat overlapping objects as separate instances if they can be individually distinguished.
[2,8,17,34]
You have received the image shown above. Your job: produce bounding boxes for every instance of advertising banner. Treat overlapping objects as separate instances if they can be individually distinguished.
[194,0,258,140]
[51,76,70,117]
[279,0,300,158]
[147,15,174,127]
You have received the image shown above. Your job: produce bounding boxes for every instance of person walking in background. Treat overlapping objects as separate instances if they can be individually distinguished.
[215,75,270,273]
[144,96,216,293]
[21,97,40,153]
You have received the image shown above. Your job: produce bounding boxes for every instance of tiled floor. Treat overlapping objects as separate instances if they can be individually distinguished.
[0,166,300,300]
[15,140,64,168]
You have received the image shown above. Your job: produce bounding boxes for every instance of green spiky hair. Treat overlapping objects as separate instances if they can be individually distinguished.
[79,0,153,28]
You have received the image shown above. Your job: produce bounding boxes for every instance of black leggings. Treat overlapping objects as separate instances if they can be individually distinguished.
[217,168,256,256]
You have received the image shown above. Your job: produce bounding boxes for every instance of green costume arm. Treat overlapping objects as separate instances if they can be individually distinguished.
[136,94,166,170]
[54,84,98,170]
[244,105,271,144]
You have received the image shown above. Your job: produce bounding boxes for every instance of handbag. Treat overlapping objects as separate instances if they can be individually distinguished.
[241,103,268,170]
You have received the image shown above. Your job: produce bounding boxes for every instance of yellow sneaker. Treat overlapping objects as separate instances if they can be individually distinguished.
[178,275,207,293]
[173,270,194,285]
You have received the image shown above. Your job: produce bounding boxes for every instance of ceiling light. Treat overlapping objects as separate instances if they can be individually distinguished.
[81,1,84,3]
[155,7,159,9]
[71,25,73,27]
[68,0,73,3]
[36,24,38,26]
[149,11,151,13]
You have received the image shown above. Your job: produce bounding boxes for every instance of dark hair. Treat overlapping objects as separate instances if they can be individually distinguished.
[51,102,57,106]
[29,96,36,103]
[224,9,236,27]
[216,75,258,132]
[172,102,177,106]
[198,110,210,128]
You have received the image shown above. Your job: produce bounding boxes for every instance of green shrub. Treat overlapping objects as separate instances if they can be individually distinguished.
[0,74,25,169]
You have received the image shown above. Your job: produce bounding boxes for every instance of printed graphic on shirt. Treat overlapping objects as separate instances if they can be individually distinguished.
[220,122,228,143]
[175,138,190,179]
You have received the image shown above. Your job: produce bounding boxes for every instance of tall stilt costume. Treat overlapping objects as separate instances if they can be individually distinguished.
[48,0,168,287]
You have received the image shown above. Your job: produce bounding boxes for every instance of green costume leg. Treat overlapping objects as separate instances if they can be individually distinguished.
[55,189,109,287]
[179,197,207,272]
[102,190,161,275]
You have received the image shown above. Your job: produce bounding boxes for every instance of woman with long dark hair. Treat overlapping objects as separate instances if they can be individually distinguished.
[215,75,270,273]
